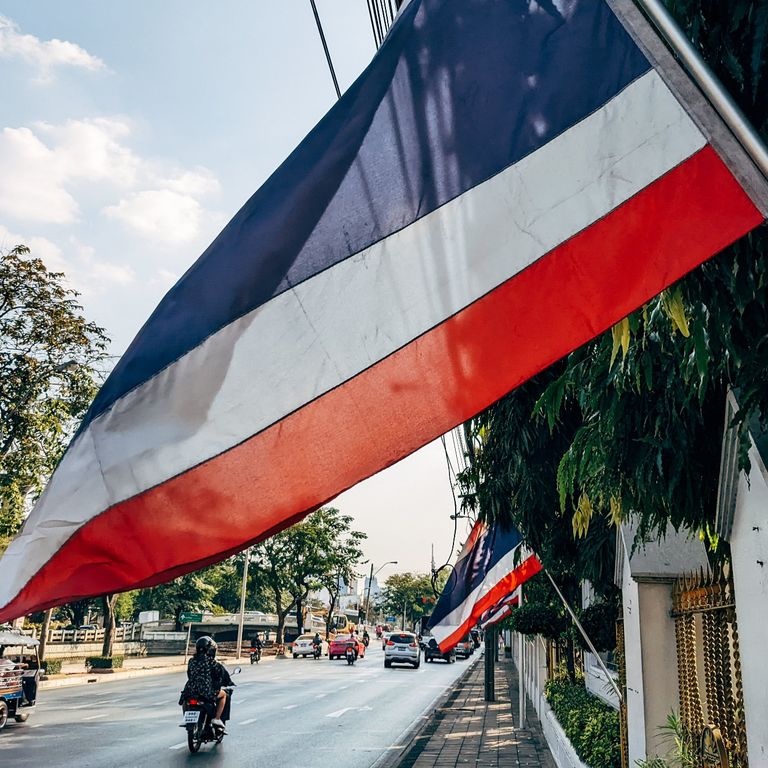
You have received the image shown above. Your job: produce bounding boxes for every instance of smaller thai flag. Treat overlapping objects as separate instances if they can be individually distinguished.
[428,521,541,652]
[479,592,520,630]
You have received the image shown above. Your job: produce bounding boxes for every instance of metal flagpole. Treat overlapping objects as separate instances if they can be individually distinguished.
[309,0,341,99]
[235,547,251,661]
[517,586,525,729]
[634,0,768,181]
[544,570,624,704]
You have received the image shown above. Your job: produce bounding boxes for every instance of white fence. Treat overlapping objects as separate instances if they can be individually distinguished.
[44,625,142,645]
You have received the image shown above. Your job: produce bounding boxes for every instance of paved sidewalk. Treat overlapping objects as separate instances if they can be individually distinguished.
[395,658,555,768]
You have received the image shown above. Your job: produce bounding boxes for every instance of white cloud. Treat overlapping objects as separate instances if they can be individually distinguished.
[0,117,220,243]
[160,168,220,198]
[0,126,79,223]
[103,189,208,246]
[0,15,106,82]
[0,118,138,224]
[0,225,134,297]
[36,118,138,186]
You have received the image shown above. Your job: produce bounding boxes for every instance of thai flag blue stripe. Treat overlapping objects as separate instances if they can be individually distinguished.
[82,0,650,431]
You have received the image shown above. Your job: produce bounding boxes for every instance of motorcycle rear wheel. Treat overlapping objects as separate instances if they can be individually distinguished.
[187,723,203,753]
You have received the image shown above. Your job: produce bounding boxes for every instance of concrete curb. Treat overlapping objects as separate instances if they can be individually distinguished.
[39,654,275,689]
[371,654,482,768]
[39,663,187,689]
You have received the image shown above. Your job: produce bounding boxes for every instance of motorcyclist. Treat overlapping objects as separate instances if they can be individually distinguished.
[250,633,262,660]
[362,629,370,647]
[207,641,234,724]
[183,636,226,729]
[312,632,322,655]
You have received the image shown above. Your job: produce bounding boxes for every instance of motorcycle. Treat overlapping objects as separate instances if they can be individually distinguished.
[362,634,370,648]
[312,642,322,660]
[249,647,261,664]
[180,667,240,753]
[345,645,356,666]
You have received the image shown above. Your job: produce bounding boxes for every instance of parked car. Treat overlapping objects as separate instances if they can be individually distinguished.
[381,631,392,651]
[384,631,421,668]
[328,634,365,661]
[77,624,98,632]
[292,634,322,658]
[470,629,482,649]
[422,635,456,664]
[455,636,473,659]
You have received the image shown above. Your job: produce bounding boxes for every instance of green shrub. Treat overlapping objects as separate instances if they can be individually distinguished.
[86,655,124,669]
[42,658,62,674]
[509,602,567,639]
[545,674,620,768]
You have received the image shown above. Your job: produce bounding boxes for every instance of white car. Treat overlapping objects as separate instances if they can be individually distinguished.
[384,631,421,668]
[292,634,322,658]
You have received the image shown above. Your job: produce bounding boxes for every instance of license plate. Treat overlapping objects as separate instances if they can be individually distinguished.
[397,645,406,650]
[183,711,201,724]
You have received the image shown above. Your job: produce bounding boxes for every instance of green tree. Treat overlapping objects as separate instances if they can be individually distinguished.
[0,245,109,547]
[380,572,441,631]
[135,572,216,630]
[250,507,366,644]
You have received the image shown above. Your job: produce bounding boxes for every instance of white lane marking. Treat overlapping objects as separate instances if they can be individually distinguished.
[241,717,258,725]
[169,742,187,750]
[83,713,107,721]
[326,707,354,718]
[336,685,349,691]
[282,704,298,710]
[315,693,327,699]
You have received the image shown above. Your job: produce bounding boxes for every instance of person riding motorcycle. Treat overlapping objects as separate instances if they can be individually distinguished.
[249,633,263,661]
[312,632,322,656]
[362,629,370,647]
[182,636,227,729]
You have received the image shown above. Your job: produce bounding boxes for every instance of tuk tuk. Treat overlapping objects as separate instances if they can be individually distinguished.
[0,628,40,731]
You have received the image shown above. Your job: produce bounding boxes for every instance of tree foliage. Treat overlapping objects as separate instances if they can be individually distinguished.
[380,571,445,629]
[135,572,217,631]
[0,245,109,542]
[250,507,366,641]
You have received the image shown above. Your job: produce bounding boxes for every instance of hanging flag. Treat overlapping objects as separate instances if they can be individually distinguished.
[479,592,520,630]
[427,522,541,652]
[1,0,766,621]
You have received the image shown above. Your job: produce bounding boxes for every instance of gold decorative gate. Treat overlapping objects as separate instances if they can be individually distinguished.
[616,617,629,768]
[672,563,748,767]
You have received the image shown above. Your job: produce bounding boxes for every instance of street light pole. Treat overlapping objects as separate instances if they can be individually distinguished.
[364,561,397,626]
[235,547,251,661]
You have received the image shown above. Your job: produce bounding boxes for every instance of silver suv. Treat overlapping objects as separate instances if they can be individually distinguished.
[384,631,421,668]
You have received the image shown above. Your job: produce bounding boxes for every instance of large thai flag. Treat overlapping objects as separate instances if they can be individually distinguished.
[428,522,541,651]
[0,0,765,620]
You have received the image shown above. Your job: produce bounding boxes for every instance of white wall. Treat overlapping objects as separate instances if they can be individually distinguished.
[637,582,679,757]
[730,443,768,765]
[620,547,647,766]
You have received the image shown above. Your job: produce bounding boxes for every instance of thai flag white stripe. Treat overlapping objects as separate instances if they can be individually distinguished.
[0,71,704,610]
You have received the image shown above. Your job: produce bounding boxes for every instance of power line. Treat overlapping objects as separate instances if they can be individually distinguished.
[309,0,341,100]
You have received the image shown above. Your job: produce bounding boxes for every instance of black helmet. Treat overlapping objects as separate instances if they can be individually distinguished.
[195,635,215,655]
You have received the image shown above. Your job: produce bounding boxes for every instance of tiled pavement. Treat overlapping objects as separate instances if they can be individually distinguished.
[394,657,556,768]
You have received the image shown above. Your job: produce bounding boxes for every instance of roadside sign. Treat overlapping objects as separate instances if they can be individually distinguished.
[180,612,203,623]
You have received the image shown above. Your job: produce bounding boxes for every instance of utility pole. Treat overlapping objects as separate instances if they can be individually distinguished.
[484,626,496,701]
[364,562,374,626]
[235,547,251,661]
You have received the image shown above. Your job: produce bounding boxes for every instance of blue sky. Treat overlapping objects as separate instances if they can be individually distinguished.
[0,2,460,580]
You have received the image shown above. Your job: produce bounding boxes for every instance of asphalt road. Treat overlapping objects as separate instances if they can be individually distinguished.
[0,645,477,767]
